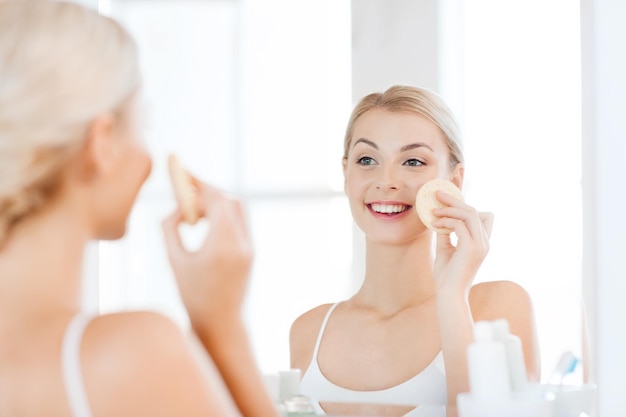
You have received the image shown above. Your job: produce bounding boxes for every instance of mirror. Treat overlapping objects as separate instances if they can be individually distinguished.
[87,0,587,409]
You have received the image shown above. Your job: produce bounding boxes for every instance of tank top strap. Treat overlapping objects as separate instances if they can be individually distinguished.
[62,313,95,417]
[311,302,340,359]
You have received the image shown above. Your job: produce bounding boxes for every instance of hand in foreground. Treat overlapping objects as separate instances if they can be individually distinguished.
[162,179,280,417]
[162,178,253,332]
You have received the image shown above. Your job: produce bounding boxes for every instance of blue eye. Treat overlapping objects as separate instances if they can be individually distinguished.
[357,156,376,166]
[404,158,424,167]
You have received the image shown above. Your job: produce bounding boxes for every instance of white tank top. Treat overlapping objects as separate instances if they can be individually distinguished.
[299,303,448,416]
[62,313,94,417]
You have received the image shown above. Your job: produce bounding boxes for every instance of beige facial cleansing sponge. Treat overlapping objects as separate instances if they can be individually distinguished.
[415,178,464,234]
[168,154,200,225]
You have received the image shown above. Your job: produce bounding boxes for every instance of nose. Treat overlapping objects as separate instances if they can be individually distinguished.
[376,166,400,191]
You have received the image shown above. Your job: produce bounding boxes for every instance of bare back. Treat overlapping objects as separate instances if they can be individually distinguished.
[0,311,238,417]
[0,312,76,416]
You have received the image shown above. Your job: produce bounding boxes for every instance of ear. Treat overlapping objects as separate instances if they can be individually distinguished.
[342,157,348,193]
[83,113,118,178]
[450,162,465,191]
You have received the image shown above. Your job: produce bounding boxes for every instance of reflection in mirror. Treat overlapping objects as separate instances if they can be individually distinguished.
[86,0,584,412]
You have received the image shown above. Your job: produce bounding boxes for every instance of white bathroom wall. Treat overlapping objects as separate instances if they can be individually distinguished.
[581,0,626,415]
[351,0,441,102]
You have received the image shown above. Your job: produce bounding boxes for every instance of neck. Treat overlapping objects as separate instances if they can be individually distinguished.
[0,193,91,322]
[354,233,435,311]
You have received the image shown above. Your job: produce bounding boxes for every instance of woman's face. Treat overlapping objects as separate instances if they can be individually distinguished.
[92,93,152,240]
[343,108,461,244]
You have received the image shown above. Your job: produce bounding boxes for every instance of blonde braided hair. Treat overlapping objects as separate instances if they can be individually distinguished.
[0,0,140,245]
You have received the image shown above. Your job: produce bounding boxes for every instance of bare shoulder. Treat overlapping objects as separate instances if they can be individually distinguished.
[469,280,533,320]
[82,311,231,417]
[86,310,183,342]
[289,303,335,371]
[84,311,188,368]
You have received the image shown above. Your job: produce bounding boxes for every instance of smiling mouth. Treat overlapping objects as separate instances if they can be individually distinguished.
[368,203,411,215]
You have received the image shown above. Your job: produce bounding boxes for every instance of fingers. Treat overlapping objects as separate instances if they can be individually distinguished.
[223,198,252,244]
[161,209,186,260]
[200,198,239,250]
[431,191,477,238]
[431,190,493,244]
[479,212,495,239]
[435,226,454,251]
[185,180,252,255]
[163,173,251,257]
[230,197,248,230]
[189,175,226,219]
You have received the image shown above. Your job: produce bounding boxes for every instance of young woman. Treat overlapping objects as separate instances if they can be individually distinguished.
[290,85,541,416]
[0,2,277,416]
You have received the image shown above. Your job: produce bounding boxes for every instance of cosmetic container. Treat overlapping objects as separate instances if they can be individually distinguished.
[492,318,528,392]
[279,369,316,416]
[467,320,511,400]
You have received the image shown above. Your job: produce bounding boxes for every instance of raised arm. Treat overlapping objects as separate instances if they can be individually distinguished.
[430,190,495,414]
[162,180,279,417]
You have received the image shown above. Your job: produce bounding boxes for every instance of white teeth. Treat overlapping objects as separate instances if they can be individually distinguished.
[371,204,408,214]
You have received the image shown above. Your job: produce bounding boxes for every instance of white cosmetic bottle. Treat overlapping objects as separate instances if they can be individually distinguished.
[279,369,316,416]
[492,318,529,392]
[466,320,512,402]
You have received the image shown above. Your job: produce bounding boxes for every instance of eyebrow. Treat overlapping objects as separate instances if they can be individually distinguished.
[353,138,378,149]
[352,138,434,153]
[400,142,434,152]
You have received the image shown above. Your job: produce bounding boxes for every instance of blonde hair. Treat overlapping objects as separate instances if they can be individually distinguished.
[0,0,140,244]
[343,85,464,167]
